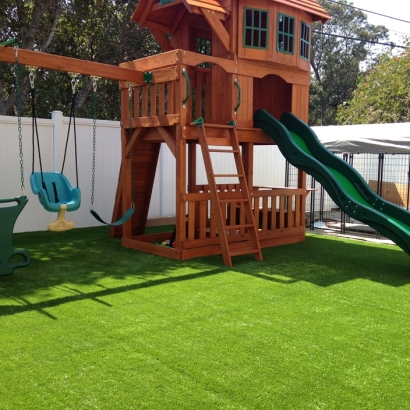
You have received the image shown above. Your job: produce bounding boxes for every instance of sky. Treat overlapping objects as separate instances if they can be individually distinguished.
[349,0,410,49]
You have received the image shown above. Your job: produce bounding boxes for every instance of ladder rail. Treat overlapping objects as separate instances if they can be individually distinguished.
[197,123,263,266]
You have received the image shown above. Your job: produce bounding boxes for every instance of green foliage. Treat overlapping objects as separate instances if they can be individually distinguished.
[0,1,160,120]
[309,0,388,125]
[2,227,410,408]
[337,49,410,124]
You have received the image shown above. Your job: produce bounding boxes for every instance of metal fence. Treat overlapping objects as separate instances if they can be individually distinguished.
[286,154,410,238]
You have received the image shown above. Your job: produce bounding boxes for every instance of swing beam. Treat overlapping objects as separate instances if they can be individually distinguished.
[0,47,145,83]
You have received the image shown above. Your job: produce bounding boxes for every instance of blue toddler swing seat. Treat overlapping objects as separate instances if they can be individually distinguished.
[30,172,81,213]
[29,76,81,232]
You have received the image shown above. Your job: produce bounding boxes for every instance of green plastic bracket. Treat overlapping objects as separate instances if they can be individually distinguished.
[144,71,153,84]
[233,78,242,115]
[182,68,190,108]
[159,0,174,5]
[191,117,204,126]
[0,196,30,276]
[227,120,236,126]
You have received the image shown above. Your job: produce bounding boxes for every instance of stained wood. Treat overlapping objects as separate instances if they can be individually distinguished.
[200,8,230,51]
[150,29,174,52]
[0,47,144,83]
[122,237,180,259]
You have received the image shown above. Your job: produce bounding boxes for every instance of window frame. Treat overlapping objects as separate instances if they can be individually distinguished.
[243,7,269,50]
[196,37,212,69]
[300,21,310,60]
[277,13,295,55]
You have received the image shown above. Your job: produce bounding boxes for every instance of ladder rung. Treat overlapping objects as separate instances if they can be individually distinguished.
[203,123,234,129]
[214,174,243,178]
[229,248,261,257]
[205,137,232,147]
[209,149,239,153]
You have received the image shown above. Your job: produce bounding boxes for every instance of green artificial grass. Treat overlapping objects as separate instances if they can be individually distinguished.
[1,227,410,409]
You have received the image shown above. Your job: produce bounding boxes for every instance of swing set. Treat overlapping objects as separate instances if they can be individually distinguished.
[0,41,142,275]
[29,69,135,230]
[2,0,332,268]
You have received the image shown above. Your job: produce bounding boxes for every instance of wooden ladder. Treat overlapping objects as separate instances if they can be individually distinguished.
[197,122,263,267]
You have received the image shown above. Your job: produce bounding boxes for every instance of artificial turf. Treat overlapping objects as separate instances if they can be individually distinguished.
[1,226,410,409]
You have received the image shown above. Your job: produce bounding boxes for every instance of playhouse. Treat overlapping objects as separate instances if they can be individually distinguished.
[0,0,331,269]
[109,0,330,266]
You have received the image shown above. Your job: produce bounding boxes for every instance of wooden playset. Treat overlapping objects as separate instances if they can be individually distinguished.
[0,0,330,268]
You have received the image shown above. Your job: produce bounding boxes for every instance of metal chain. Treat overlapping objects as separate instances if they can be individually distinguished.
[15,44,25,195]
[90,76,99,208]
[127,82,135,207]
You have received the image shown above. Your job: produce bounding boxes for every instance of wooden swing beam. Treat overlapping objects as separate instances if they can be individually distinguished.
[0,47,145,83]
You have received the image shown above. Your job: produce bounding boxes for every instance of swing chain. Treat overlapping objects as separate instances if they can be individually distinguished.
[90,76,100,209]
[15,45,25,194]
[127,82,135,208]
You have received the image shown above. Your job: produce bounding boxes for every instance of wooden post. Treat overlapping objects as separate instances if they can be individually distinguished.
[175,58,188,253]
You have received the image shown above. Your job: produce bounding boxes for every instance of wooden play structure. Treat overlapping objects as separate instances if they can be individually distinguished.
[0,0,330,267]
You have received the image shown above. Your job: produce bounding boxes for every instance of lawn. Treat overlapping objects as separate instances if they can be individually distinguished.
[1,226,410,409]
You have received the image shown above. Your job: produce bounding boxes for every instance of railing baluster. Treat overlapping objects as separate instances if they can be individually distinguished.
[159,82,165,116]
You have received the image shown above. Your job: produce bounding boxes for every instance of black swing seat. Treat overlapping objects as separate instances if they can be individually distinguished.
[0,196,30,276]
[30,172,81,212]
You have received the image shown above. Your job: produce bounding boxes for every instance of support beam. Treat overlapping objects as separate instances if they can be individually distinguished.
[149,29,173,52]
[200,8,230,52]
[0,47,145,83]
[156,127,177,157]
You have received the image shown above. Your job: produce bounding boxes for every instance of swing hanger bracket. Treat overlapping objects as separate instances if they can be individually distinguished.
[126,82,134,97]
[90,76,101,92]
[28,66,37,89]
[69,72,80,94]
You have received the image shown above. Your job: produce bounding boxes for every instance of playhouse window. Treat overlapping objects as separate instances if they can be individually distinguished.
[196,37,212,69]
[300,22,310,60]
[277,13,295,54]
[243,8,269,49]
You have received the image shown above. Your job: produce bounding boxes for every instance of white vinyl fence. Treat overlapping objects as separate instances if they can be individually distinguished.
[0,112,287,233]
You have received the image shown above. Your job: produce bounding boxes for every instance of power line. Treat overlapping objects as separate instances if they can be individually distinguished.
[313,30,408,49]
[325,0,410,25]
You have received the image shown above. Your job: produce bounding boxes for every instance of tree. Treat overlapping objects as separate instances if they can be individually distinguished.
[0,1,160,120]
[336,48,410,124]
[309,0,389,125]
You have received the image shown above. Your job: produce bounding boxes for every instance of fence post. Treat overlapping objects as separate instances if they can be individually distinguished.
[407,155,410,210]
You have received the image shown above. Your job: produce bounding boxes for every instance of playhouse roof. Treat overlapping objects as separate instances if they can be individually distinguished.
[276,0,330,23]
[132,0,330,28]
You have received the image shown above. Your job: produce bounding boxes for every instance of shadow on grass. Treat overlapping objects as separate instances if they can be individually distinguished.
[0,267,226,318]
[1,227,410,317]
[239,233,410,288]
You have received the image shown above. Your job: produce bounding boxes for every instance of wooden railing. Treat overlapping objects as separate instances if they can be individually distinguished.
[121,65,180,128]
[181,184,306,247]
[125,65,212,127]
[119,53,217,128]
[188,66,212,122]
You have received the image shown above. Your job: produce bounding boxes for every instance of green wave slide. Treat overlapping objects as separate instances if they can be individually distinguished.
[254,108,410,256]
